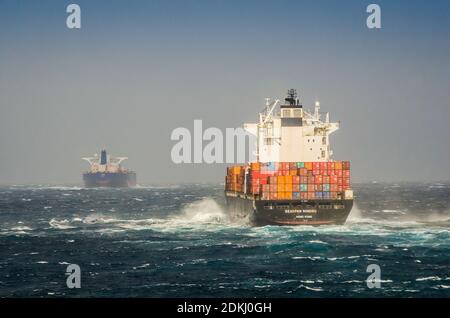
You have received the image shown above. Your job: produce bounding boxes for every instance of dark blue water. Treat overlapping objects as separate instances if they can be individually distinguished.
[0,183,449,297]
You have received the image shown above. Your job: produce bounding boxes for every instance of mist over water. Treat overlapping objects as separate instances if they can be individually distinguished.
[0,182,449,297]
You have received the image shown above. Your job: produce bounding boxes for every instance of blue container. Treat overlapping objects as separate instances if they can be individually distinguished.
[323,192,330,199]
[293,192,301,199]
[315,192,323,199]
[267,162,276,171]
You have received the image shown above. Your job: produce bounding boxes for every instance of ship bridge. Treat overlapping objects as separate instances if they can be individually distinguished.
[82,149,129,173]
[244,89,340,163]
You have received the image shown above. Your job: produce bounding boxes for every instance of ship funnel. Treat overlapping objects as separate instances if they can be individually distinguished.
[100,149,108,165]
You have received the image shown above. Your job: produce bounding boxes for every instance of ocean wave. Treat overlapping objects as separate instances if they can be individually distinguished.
[416,276,442,281]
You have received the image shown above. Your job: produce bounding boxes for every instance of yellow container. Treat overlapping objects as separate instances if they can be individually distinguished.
[305,162,313,170]
[335,161,342,170]
[285,183,293,192]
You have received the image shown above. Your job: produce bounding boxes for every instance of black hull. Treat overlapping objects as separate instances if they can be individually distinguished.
[83,172,137,188]
[225,192,353,226]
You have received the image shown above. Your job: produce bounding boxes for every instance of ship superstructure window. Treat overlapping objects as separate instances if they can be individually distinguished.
[321,150,325,158]
[293,109,302,117]
[282,109,290,117]
[322,137,326,145]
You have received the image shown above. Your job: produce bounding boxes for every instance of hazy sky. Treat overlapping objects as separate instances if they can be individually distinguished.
[0,0,449,184]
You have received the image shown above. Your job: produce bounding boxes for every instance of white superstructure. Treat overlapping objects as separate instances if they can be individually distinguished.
[82,149,128,173]
[244,89,339,163]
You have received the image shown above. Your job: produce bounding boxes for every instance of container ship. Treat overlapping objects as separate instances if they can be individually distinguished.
[82,149,136,188]
[225,89,353,225]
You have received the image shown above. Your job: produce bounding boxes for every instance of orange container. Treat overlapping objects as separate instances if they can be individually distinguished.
[335,161,342,170]
[305,162,313,170]
[285,183,293,192]
[285,175,293,184]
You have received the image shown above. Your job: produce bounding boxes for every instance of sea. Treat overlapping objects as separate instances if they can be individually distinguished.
[0,182,449,297]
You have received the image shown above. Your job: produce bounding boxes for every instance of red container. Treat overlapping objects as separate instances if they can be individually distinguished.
[300,176,308,184]
[320,162,327,170]
[314,184,323,191]
[330,175,338,184]
[330,184,338,191]
[289,162,297,170]
[337,177,343,185]
[292,176,300,184]
[343,177,350,186]
[323,176,330,184]
[313,169,320,176]
[320,169,328,176]
[292,184,300,192]
[313,162,320,170]
[315,175,323,184]
[299,168,308,176]
[343,170,350,177]
[307,184,315,192]
[335,170,342,177]
[301,193,308,200]
[327,162,335,170]
[270,184,277,192]
[307,192,316,199]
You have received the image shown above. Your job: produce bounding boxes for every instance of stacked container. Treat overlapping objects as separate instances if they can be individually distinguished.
[225,161,350,200]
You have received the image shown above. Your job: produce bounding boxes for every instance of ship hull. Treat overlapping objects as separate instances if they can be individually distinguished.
[225,192,353,226]
[83,172,136,188]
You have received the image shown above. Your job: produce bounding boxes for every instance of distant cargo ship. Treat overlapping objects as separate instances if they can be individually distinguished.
[82,149,136,188]
[225,89,353,225]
